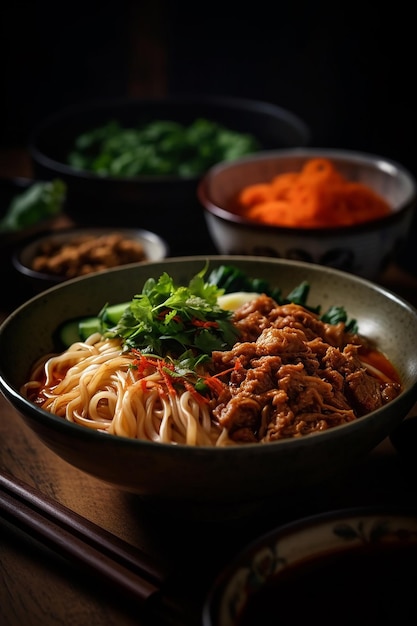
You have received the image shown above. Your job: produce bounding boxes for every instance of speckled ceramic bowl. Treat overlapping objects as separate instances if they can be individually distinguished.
[1,256,417,517]
[198,149,417,279]
[203,507,417,625]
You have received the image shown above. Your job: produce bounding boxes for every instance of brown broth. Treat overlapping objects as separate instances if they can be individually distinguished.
[237,542,417,625]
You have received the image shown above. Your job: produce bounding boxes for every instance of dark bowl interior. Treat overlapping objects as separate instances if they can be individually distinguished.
[28,95,311,255]
[203,507,417,625]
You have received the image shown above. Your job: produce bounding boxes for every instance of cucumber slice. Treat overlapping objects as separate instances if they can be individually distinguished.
[79,316,102,340]
[58,319,84,347]
[58,316,101,347]
[57,302,130,348]
[102,302,130,324]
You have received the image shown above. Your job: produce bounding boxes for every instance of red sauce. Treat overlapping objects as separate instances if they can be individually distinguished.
[358,347,402,385]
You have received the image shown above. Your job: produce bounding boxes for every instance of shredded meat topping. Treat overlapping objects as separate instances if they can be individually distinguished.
[210,296,401,443]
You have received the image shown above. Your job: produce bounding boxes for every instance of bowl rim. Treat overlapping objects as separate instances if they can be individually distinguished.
[198,147,417,235]
[28,94,311,183]
[12,226,170,283]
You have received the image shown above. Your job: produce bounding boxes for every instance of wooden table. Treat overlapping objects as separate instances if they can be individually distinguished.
[1,241,417,625]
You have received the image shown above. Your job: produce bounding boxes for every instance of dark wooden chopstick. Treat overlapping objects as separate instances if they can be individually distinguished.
[0,470,177,616]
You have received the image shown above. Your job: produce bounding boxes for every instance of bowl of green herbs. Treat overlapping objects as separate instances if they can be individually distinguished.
[28,96,310,255]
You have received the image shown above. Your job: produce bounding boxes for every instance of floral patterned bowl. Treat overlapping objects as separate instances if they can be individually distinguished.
[203,507,417,625]
[198,148,417,280]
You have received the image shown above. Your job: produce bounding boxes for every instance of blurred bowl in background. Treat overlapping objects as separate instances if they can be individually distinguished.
[28,95,311,255]
[203,507,417,625]
[198,148,417,279]
[12,226,169,293]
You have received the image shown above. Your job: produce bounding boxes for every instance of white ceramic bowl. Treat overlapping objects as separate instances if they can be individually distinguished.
[198,148,417,279]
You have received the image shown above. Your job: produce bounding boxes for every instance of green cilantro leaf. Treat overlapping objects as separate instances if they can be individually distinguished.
[104,266,239,357]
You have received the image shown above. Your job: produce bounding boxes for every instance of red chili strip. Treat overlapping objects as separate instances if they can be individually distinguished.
[191,318,219,329]
[157,360,177,397]
[157,309,182,324]
[183,380,210,405]
[202,358,243,395]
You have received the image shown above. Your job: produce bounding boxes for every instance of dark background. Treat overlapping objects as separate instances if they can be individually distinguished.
[1,1,415,173]
[1,0,416,269]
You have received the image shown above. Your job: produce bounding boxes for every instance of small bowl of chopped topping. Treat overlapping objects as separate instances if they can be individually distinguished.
[198,148,417,279]
[13,226,169,293]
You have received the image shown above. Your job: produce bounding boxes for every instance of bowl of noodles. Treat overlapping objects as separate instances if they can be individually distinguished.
[1,256,417,517]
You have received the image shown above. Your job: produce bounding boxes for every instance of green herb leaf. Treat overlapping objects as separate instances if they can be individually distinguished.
[104,267,239,357]
[321,305,359,333]
[67,118,260,177]
[0,179,66,232]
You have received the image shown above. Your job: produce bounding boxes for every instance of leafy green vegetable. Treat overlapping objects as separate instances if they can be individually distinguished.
[0,179,66,233]
[321,305,358,334]
[207,265,317,310]
[67,118,260,177]
[208,264,357,330]
[207,265,283,301]
[102,265,239,357]
[57,263,358,352]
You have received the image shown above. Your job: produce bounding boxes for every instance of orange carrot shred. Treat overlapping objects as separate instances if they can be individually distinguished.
[270,172,299,200]
[232,158,391,228]
[237,183,276,208]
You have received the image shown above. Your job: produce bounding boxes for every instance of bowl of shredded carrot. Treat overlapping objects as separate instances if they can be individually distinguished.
[198,148,416,279]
